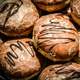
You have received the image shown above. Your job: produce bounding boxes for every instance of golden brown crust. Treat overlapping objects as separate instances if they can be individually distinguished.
[0,38,41,78]
[39,63,80,80]
[32,0,70,12]
[0,0,39,37]
[33,13,78,62]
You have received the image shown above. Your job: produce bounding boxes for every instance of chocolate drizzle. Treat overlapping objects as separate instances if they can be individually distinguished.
[47,63,80,80]
[0,0,23,31]
[38,19,76,55]
[55,63,80,79]
[4,41,35,67]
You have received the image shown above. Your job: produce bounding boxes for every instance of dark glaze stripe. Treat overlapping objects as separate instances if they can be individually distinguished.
[48,63,80,79]
[0,0,23,31]
[11,41,34,57]
[5,41,34,66]
[39,32,76,39]
[51,63,72,74]
[30,46,35,57]
[40,29,75,36]
[40,27,76,34]
[41,24,77,36]
[42,24,76,31]
[3,4,18,31]
[28,41,35,57]
[10,41,25,51]
[38,20,77,55]
[25,43,35,57]
[38,39,72,45]
[55,64,80,79]
[4,52,16,66]
[40,22,76,39]
[4,54,15,67]
[39,30,77,40]
[70,72,80,79]
[49,41,72,52]
[38,40,50,45]
[49,64,70,73]
[55,66,67,73]
[54,63,72,73]
[39,37,75,41]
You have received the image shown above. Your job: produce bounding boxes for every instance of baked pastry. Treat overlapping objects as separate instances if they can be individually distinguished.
[0,38,41,80]
[39,62,80,80]
[69,0,80,26]
[33,13,78,62]
[32,0,70,12]
[0,0,39,37]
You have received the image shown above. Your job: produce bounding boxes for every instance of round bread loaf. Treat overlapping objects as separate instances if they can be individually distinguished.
[39,62,80,80]
[33,13,79,62]
[0,0,39,37]
[0,38,41,80]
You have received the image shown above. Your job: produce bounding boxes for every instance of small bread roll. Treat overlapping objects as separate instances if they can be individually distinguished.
[0,0,39,37]
[70,0,80,26]
[0,38,41,80]
[32,0,70,12]
[33,13,78,62]
[39,62,80,80]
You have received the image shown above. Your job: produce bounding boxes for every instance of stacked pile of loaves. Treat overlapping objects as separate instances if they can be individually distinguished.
[0,0,80,80]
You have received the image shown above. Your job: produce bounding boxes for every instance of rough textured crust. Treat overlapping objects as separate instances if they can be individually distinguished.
[0,0,39,37]
[39,63,80,80]
[33,13,78,62]
[32,0,70,12]
[0,38,41,79]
